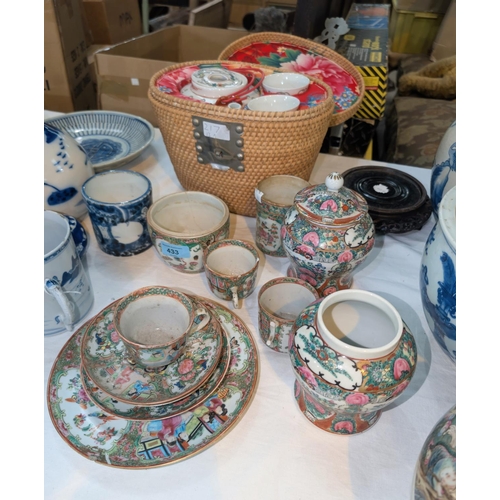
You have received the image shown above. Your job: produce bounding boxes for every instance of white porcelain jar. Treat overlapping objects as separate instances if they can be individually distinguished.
[420,186,456,362]
[44,123,94,219]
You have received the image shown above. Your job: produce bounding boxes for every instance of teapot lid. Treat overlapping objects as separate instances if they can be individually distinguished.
[294,172,369,225]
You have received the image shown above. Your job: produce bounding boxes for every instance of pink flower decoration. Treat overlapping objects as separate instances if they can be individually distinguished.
[298,267,316,277]
[394,358,411,380]
[281,225,287,239]
[366,238,375,251]
[280,53,355,96]
[303,232,320,247]
[297,365,318,388]
[338,250,353,263]
[345,393,370,405]
[297,244,316,256]
[110,331,120,343]
[320,199,338,211]
[334,421,354,433]
[178,358,194,375]
[299,273,317,287]
[391,379,409,398]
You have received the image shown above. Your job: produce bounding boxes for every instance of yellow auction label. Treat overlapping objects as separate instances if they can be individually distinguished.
[369,51,382,63]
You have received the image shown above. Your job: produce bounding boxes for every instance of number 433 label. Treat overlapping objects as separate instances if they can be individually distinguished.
[160,241,191,258]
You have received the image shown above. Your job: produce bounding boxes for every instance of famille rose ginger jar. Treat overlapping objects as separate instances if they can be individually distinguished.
[289,289,417,435]
[413,405,456,499]
[282,172,375,296]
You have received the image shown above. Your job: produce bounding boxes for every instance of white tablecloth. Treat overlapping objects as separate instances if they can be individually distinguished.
[44,111,456,500]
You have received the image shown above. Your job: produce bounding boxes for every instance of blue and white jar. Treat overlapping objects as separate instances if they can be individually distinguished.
[420,186,456,362]
[44,123,95,219]
[430,121,456,219]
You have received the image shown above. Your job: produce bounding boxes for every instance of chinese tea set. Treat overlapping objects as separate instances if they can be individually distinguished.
[44,40,455,498]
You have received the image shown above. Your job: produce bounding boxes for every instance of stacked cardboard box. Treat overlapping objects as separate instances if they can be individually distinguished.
[44,0,97,112]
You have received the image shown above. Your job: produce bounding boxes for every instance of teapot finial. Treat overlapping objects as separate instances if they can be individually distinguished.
[325,172,344,192]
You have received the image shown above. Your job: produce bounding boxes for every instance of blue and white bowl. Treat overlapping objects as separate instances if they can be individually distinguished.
[45,111,155,172]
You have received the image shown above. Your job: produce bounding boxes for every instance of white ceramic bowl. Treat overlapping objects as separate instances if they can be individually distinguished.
[147,191,230,273]
[262,73,310,95]
[247,95,301,112]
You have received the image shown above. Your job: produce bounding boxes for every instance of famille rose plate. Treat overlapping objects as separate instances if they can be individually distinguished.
[80,329,231,421]
[155,62,329,110]
[80,298,223,406]
[225,42,361,113]
[47,297,259,469]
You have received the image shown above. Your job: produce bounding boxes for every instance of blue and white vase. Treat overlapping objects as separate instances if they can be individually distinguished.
[44,123,95,219]
[430,121,456,219]
[420,186,456,362]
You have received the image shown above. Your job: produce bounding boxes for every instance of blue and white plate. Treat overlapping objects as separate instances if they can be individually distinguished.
[44,111,155,172]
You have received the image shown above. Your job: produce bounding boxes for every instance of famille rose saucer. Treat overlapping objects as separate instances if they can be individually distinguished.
[80,328,231,421]
[80,298,223,406]
[47,297,259,469]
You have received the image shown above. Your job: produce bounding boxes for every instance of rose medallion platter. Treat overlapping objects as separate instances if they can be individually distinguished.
[80,298,223,406]
[80,329,231,421]
[47,296,259,469]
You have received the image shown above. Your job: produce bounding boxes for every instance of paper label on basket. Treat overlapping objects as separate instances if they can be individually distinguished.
[203,122,230,141]
[159,241,190,258]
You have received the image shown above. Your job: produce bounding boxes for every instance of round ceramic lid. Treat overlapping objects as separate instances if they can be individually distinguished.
[294,172,369,225]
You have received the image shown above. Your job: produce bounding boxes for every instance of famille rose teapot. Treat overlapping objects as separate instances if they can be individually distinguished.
[282,172,375,296]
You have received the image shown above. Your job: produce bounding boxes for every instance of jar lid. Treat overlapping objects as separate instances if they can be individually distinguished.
[294,172,369,225]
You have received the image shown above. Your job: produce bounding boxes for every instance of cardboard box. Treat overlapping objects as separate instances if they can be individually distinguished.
[44,0,97,112]
[83,0,142,45]
[336,29,389,120]
[431,0,455,60]
[95,25,248,126]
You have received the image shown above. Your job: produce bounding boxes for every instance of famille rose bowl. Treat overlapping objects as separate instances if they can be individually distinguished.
[147,191,230,274]
[289,289,417,435]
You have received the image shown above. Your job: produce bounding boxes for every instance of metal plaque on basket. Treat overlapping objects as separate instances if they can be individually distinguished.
[192,116,245,172]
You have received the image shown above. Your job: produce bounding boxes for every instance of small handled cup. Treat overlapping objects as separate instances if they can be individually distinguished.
[44,210,94,335]
[114,286,210,369]
[203,239,260,309]
[258,277,319,353]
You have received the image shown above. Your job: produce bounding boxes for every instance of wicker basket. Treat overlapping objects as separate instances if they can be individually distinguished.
[148,60,334,217]
[218,32,365,128]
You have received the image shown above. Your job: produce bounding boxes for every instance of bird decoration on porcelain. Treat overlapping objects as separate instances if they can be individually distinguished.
[282,172,375,296]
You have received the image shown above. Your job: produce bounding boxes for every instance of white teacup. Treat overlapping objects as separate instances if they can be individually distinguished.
[262,73,310,95]
[247,95,301,112]
[44,210,94,335]
[114,286,210,368]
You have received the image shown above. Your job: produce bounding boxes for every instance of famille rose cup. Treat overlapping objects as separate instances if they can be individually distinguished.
[258,277,319,353]
[81,170,152,257]
[289,289,417,435]
[255,175,310,257]
[114,286,210,369]
[203,239,259,309]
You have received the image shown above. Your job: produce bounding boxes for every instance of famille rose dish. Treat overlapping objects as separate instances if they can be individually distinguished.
[80,330,231,421]
[223,42,361,114]
[47,297,259,469]
[155,62,329,110]
[80,298,224,406]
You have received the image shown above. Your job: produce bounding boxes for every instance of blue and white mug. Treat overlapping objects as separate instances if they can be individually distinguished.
[82,170,153,256]
[44,210,94,336]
